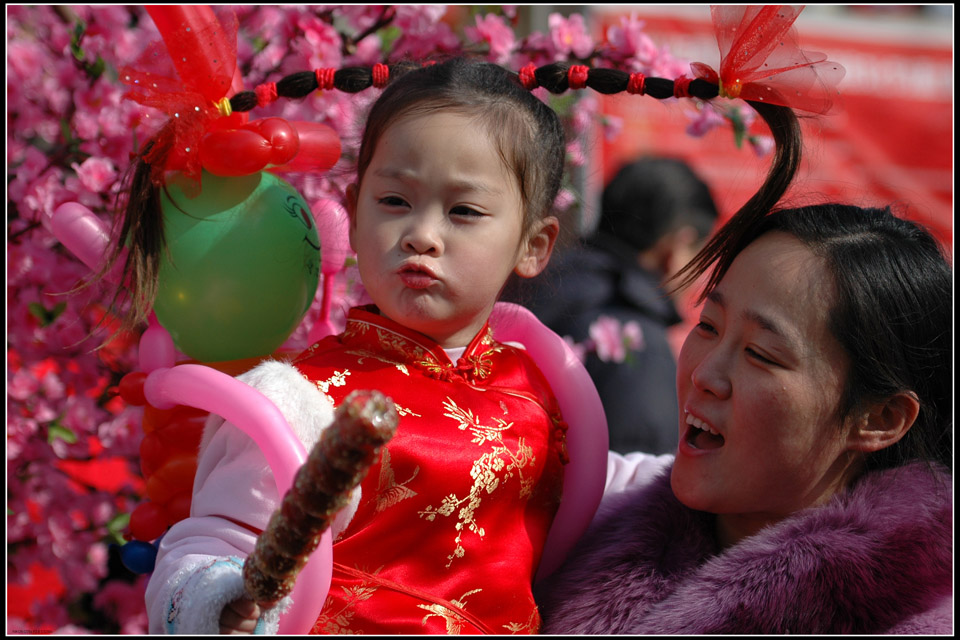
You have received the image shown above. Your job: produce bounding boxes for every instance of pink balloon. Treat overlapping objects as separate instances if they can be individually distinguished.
[49,202,126,283]
[307,199,352,345]
[312,199,351,275]
[142,362,331,634]
[139,314,177,372]
[489,302,608,581]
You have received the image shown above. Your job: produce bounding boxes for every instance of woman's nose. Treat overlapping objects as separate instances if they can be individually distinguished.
[689,346,732,400]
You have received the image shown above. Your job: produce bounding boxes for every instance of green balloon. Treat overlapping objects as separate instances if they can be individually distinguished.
[154,171,321,362]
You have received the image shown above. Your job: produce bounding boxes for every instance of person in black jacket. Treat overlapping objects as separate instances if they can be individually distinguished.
[520,157,718,454]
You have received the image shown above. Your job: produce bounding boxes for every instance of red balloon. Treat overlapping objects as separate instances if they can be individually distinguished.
[142,405,178,434]
[154,411,206,453]
[268,121,341,174]
[139,431,167,478]
[165,490,193,524]
[245,118,300,166]
[146,455,197,505]
[119,371,148,406]
[129,500,170,542]
[200,129,274,176]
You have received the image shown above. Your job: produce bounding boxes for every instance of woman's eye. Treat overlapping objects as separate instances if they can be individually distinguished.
[695,320,717,335]
[746,348,777,366]
[450,205,483,218]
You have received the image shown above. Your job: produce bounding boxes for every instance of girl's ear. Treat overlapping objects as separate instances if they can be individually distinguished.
[846,391,920,454]
[515,216,559,278]
[346,183,359,252]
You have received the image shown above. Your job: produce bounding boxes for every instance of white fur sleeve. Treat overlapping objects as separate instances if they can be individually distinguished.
[144,360,349,634]
[603,450,675,496]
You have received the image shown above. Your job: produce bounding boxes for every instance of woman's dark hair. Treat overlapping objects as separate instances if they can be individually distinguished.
[684,203,953,473]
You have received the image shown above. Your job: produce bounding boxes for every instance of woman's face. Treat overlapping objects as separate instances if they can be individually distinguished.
[672,232,861,546]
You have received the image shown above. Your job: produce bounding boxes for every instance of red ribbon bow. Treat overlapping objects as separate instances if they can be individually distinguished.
[691,5,846,114]
[119,7,245,187]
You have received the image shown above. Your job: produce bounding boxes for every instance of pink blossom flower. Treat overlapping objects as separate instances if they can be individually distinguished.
[686,103,727,137]
[549,12,594,60]
[71,157,118,193]
[603,13,657,65]
[750,135,776,157]
[465,14,516,65]
[590,315,628,362]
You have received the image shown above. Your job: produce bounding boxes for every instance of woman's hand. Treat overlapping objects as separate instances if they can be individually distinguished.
[219,596,261,634]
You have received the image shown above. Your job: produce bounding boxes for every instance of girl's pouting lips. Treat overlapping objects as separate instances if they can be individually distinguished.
[398,264,439,290]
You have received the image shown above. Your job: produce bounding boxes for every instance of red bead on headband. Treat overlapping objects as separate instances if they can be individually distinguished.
[626,72,645,95]
[673,75,693,99]
[254,82,278,108]
[568,65,589,90]
[315,68,336,91]
[519,63,538,90]
[372,63,389,89]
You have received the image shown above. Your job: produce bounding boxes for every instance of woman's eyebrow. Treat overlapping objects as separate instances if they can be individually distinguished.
[708,289,795,345]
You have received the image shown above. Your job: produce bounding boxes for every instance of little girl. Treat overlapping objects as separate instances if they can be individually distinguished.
[146,57,570,635]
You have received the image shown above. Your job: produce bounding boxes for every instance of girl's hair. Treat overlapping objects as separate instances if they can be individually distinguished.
[104,58,802,335]
[683,202,953,473]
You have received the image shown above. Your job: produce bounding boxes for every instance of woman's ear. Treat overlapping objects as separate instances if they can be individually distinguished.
[515,216,559,278]
[345,183,359,252]
[846,391,920,454]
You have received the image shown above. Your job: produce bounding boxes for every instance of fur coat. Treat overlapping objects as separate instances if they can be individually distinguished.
[535,462,953,635]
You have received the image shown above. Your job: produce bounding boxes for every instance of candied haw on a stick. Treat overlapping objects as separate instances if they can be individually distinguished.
[242,389,399,608]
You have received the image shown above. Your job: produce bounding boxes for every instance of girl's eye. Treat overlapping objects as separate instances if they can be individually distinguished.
[379,196,408,208]
[450,205,483,218]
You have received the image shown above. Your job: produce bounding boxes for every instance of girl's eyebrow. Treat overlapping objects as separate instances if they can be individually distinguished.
[373,167,499,196]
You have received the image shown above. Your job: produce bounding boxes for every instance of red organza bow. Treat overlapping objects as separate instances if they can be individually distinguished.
[119,7,244,186]
[691,5,846,114]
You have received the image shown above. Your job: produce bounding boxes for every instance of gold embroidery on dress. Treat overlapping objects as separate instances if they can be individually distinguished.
[394,404,421,418]
[418,397,536,567]
[345,348,410,376]
[375,328,432,363]
[417,589,482,635]
[502,596,542,634]
[314,565,384,634]
[313,369,351,404]
[375,447,420,513]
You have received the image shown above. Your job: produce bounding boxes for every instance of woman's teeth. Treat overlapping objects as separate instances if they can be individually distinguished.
[685,412,719,436]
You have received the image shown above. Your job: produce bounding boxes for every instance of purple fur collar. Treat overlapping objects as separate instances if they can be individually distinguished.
[537,462,952,634]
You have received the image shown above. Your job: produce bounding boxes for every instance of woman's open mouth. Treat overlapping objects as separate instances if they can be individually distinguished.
[684,412,725,450]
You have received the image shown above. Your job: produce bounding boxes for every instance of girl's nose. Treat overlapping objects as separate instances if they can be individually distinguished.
[689,346,732,400]
[401,212,443,255]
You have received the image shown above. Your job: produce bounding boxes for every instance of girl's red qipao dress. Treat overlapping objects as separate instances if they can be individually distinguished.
[292,306,568,634]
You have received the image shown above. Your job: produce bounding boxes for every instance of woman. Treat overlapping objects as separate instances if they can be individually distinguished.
[535,203,953,634]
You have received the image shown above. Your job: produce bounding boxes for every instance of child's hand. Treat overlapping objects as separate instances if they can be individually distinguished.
[219,596,261,634]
